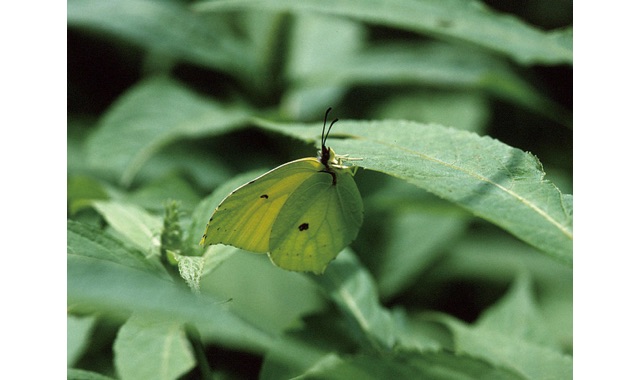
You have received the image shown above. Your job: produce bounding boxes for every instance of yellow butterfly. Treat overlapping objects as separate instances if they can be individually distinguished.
[200,108,363,274]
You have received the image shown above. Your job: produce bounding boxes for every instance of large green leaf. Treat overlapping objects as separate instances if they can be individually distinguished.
[194,0,572,65]
[67,315,96,367]
[114,314,195,380]
[424,234,573,352]
[67,369,116,380]
[433,274,573,379]
[281,13,366,119]
[67,254,274,353]
[91,200,164,255]
[296,350,525,379]
[125,174,201,213]
[258,120,573,264]
[67,218,276,354]
[373,91,490,133]
[290,43,568,124]
[67,220,162,276]
[85,78,251,186]
[310,250,396,351]
[199,250,325,334]
[373,205,468,298]
[429,233,573,286]
[474,274,558,348]
[67,0,254,76]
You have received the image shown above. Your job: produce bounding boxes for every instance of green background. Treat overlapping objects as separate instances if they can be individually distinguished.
[67,1,572,379]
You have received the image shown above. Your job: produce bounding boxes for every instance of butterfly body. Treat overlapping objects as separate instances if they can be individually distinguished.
[200,109,363,274]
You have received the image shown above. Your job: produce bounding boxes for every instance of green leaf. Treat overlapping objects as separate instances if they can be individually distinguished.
[85,77,251,186]
[375,207,467,298]
[68,117,97,175]
[373,91,490,133]
[127,143,233,192]
[126,174,201,213]
[67,254,274,353]
[260,310,362,379]
[91,200,163,256]
[200,248,324,334]
[114,314,195,380]
[426,234,573,352]
[430,233,573,286]
[67,315,96,367]
[310,250,395,351]
[259,305,443,379]
[297,350,525,379]
[291,43,567,124]
[67,220,162,275]
[358,177,469,298]
[474,273,559,348]
[194,0,572,65]
[281,13,366,119]
[443,317,573,379]
[395,311,452,352]
[258,119,573,264]
[434,275,573,379]
[67,0,254,76]
[67,368,117,380]
[67,175,111,214]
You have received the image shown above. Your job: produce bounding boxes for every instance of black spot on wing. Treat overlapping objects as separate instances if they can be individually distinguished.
[260,194,269,199]
[298,222,309,231]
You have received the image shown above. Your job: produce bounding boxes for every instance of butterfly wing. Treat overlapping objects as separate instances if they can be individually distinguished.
[269,165,363,274]
[200,158,320,253]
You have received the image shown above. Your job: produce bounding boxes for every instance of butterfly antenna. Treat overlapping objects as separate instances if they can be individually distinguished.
[322,107,332,148]
[322,110,339,150]
[326,118,339,144]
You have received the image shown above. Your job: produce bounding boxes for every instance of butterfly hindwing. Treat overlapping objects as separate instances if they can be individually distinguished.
[269,164,363,274]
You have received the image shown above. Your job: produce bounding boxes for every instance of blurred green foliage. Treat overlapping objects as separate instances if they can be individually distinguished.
[68,0,572,378]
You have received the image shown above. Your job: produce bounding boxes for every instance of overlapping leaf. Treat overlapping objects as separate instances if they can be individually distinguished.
[194,0,572,65]
[432,274,573,379]
[67,254,274,353]
[114,314,195,380]
[85,78,251,186]
[67,0,254,75]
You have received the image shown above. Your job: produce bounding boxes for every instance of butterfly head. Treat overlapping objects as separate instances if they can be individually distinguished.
[317,107,357,172]
[319,107,339,167]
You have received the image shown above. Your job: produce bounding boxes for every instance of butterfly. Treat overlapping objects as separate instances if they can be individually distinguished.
[200,108,363,274]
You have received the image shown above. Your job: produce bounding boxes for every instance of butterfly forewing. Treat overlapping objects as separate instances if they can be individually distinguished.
[200,158,320,253]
